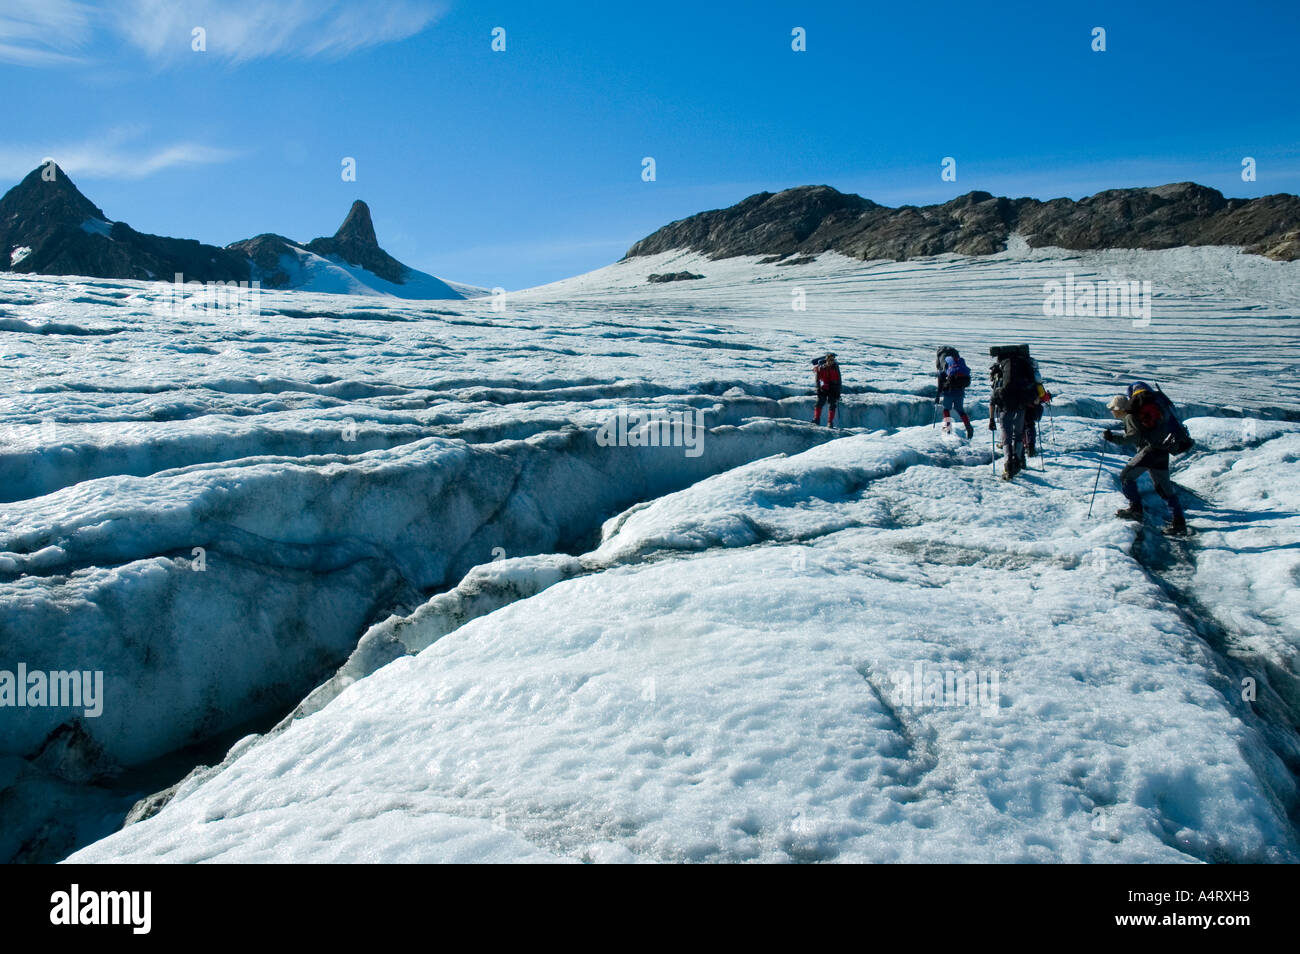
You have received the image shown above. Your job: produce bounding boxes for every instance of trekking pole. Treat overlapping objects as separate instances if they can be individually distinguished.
[932,402,938,429]
[1087,441,1107,517]
[1045,404,1055,471]
[990,424,997,475]
[1038,412,1047,472]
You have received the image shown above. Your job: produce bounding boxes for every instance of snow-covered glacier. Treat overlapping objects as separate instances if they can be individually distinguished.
[2,242,1298,863]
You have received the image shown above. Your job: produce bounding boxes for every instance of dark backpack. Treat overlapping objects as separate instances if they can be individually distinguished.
[993,354,1036,408]
[1129,384,1195,455]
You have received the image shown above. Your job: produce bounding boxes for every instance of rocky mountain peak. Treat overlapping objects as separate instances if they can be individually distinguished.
[334,200,378,247]
[0,165,462,296]
[304,199,407,284]
[0,163,107,233]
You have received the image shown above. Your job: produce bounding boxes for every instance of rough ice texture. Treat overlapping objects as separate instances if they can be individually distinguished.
[69,423,1300,863]
[0,238,1296,862]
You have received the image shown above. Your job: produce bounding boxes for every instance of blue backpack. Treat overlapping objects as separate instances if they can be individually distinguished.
[945,356,971,389]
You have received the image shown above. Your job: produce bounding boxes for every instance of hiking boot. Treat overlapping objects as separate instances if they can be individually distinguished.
[1025,446,1038,457]
[1001,467,1014,481]
[1166,515,1188,535]
[964,423,974,439]
[942,421,952,434]
[1115,506,1144,522]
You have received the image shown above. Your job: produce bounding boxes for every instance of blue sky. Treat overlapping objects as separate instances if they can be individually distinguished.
[3,0,1297,288]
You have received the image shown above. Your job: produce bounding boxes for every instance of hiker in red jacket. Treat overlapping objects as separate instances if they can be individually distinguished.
[812,353,841,427]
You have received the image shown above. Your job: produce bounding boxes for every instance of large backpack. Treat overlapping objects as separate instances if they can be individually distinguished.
[936,346,959,372]
[991,346,1036,408]
[1128,382,1195,455]
[944,355,971,389]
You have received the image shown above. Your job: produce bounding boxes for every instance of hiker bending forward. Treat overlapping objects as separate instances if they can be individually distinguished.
[1104,391,1187,534]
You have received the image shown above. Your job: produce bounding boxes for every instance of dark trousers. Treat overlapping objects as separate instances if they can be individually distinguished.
[1120,447,1184,518]
[1025,403,1043,450]
[999,406,1025,466]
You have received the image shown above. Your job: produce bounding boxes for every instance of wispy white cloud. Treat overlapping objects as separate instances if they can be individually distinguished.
[0,0,445,68]
[116,0,447,63]
[0,0,96,65]
[0,127,243,181]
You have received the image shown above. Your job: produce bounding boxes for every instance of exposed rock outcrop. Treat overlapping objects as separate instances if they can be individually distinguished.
[626,183,1300,263]
[0,164,250,282]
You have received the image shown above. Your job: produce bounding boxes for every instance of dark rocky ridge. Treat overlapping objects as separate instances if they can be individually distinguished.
[625,183,1300,263]
[0,165,251,283]
[226,233,298,288]
[0,166,454,294]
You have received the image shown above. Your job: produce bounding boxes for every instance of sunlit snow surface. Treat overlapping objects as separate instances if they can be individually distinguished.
[271,244,465,300]
[3,242,1298,863]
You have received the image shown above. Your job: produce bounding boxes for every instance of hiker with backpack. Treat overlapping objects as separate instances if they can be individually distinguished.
[987,345,1039,480]
[935,347,974,438]
[1024,360,1053,457]
[812,353,841,427]
[1103,382,1193,534]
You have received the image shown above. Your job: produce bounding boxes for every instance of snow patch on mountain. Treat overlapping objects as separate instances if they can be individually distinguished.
[271,245,462,300]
